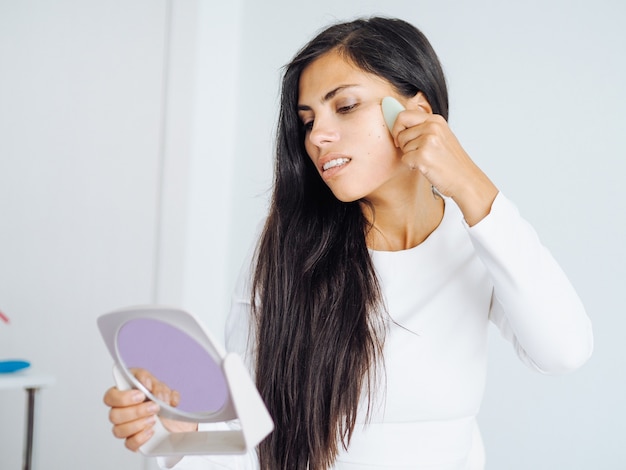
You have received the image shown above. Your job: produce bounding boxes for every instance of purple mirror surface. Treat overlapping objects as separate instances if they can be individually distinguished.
[117,318,228,414]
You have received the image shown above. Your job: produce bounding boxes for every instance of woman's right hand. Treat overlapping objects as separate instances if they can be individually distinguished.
[103,368,197,451]
[104,386,160,451]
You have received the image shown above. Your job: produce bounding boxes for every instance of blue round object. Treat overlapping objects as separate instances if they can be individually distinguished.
[0,360,31,373]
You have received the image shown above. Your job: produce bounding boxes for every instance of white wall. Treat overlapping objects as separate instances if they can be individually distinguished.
[0,1,167,468]
[1,1,624,469]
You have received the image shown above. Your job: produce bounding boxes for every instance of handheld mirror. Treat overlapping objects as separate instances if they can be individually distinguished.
[98,305,273,456]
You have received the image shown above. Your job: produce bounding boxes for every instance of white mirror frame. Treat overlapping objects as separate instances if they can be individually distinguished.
[98,305,274,456]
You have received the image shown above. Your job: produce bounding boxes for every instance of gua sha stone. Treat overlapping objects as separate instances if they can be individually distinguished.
[381,96,406,131]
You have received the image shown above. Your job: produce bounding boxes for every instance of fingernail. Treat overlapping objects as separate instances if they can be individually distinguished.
[131,391,145,403]
[147,402,159,414]
[171,393,180,407]
[145,415,156,426]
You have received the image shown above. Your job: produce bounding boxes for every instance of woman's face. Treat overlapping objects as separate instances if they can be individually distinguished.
[297,50,410,204]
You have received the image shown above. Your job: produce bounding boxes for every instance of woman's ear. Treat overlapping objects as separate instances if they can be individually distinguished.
[406,92,433,114]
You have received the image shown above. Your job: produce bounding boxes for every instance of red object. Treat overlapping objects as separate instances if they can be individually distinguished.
[0,311,9,323]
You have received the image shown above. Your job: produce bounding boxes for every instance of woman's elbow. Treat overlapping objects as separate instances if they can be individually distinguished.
[536,328,594,375]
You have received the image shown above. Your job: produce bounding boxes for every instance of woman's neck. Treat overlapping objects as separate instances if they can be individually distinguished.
[362,178,445,252]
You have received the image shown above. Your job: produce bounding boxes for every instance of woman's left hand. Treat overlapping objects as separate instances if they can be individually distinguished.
[391,105,498,226]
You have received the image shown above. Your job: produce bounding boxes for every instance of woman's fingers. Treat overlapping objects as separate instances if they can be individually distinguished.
[394,109,474,182]
[130,368,179,407]
[392,107,498,224]
[103,370,192,453]
[390,106,429,147]
[170,390,181,407]
[108,399,160,426]
[119,419,157,452]
[150,379,173,405]
[131,368,155,392]
[104,384,198,453]
[104,388,161,452]
[104,386,146,408]
[112,413,157,440]
[395,111,465,189]
[395,112,449,157]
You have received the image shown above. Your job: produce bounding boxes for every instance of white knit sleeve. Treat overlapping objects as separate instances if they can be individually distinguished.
[466,192,593,374]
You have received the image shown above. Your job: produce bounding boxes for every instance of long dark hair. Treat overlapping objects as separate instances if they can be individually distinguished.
[251,17,449,470]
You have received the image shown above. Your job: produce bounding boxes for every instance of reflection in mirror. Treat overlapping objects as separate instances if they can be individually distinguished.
[116,318,228,415]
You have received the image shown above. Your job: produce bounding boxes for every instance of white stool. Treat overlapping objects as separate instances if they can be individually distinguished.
[0,370,55,470]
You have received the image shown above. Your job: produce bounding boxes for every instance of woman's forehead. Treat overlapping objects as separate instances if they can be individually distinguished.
[298,52,390,103]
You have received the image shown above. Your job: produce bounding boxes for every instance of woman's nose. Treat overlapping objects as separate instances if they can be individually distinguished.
[308,118,339,147]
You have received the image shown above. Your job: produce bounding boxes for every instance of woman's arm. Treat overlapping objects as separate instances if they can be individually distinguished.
[467,192,593,374]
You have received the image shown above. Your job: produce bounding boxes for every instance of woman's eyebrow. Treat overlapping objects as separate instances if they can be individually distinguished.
[297,84,360,111]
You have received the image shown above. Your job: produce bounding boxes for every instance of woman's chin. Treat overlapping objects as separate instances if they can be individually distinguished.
[329,189,361,204]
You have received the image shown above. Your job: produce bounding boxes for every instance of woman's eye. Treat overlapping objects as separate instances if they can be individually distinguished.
[337,103,358,114]
[303,120,314,132]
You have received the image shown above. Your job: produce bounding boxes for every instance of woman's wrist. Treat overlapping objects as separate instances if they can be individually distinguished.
[452,175,499,227]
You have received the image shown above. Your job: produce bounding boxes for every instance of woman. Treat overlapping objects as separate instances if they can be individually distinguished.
[104,17,593,469]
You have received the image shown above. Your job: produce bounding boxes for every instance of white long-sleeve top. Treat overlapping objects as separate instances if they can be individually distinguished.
[161,193,593,470]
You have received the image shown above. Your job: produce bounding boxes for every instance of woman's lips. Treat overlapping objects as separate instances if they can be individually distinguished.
[322,157,351,172]
[320,156,352,180]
